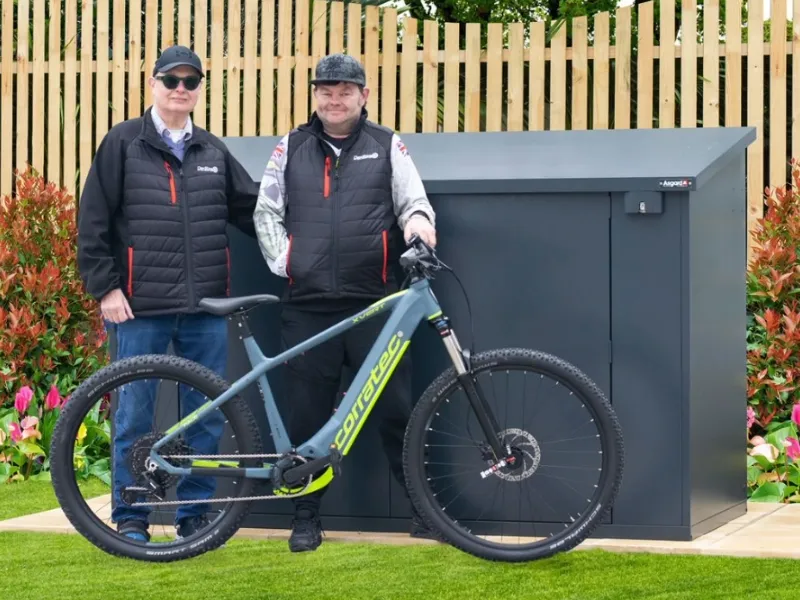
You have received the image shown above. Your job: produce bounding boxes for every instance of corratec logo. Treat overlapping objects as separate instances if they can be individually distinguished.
[659,178,691,188]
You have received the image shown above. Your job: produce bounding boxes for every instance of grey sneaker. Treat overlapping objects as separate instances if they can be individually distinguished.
[176,515,210,539]
[118,518,150,542]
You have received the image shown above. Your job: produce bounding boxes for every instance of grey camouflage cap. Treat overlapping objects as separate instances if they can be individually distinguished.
[310,53,366,87]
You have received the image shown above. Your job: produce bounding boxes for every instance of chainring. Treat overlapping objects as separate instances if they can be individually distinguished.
[270,453,313,495]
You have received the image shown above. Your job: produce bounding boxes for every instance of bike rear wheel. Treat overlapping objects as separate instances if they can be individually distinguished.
[50,354,263,562]
[403,348,624,562]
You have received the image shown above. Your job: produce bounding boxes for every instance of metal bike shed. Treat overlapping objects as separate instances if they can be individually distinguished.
[143,125,755,541]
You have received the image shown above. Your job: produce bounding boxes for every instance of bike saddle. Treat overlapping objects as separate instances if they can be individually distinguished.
[198,294,280,316]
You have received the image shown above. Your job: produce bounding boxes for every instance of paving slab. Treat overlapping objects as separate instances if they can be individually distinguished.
[0,497,795,559]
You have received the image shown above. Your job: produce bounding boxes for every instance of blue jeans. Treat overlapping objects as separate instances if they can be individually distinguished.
[107,313,228,526]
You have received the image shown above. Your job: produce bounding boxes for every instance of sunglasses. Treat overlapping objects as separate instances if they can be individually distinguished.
[156,74,202,91]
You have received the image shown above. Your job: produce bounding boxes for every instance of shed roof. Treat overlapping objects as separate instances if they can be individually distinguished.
[222,126,756,194]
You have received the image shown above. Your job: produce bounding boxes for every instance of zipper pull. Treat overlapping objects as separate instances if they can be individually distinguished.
[323,156,332,198]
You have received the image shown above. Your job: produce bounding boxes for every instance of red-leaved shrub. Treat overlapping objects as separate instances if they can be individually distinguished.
[0,168,109,410]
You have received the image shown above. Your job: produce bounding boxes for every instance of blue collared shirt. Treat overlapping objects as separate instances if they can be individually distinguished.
[150,106,193,162]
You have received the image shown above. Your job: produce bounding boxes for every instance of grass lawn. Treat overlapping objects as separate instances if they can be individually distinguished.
[0,478,108,521]
[1,530,798,600]
[2,479,796,599]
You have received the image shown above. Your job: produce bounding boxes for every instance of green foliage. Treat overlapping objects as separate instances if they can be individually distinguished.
[746,162,800,430]
[746,160,800,502]
[0,168,109,409]
[0,169,111,485]
[747,412,800,502]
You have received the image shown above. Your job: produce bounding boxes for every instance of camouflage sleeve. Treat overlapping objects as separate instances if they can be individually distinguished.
[390,134,436,230]
[253,134,290,278]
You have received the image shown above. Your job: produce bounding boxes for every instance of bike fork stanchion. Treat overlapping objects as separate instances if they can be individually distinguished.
[430,314,507,459]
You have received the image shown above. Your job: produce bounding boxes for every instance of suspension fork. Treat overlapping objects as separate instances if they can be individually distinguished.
[429,315,508,459]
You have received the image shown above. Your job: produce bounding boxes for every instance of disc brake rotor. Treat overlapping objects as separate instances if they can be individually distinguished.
[493,428,541,482]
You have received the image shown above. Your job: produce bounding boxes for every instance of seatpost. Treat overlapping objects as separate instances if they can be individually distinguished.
[229,310,252,341]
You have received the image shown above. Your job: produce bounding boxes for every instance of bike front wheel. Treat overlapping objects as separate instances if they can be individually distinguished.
[403,348,624,562]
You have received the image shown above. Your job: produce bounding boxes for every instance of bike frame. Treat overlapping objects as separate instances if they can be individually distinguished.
[148,276,491,497]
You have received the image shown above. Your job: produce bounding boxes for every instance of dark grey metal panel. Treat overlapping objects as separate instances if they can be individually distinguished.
[686,153,748,530]
[609,191,685,527]
[222,127,756,194]
[414,192,611,391]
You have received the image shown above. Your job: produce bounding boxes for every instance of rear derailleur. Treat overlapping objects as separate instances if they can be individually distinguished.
[120,433,192,505]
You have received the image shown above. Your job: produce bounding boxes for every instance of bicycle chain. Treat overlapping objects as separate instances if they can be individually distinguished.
[161,453,279,459]
[129,452,316,507]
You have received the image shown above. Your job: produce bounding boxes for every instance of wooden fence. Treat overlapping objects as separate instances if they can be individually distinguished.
[0,0,797,243]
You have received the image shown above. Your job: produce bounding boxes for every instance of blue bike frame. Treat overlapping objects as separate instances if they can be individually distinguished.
[148,276,466,496]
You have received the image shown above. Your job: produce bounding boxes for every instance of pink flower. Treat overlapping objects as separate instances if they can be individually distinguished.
[792,403,800,427]
[750,442,779,462]
[8,422,22,443]
[14,386,33,414]
[747,406,756,429]
[19,416,41,440]
[785,437,800,461]
[44,385,62,410]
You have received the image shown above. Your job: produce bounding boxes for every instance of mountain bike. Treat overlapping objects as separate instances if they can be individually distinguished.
[50,235,624,563]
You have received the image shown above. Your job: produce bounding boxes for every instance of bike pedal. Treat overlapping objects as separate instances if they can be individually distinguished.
[329,445,343,477]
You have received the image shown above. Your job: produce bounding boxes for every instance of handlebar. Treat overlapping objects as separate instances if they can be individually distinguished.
[399,234,444,279]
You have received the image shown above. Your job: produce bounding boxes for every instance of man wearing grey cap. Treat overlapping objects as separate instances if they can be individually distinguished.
[254,53,438,552]
[77,45,259,543]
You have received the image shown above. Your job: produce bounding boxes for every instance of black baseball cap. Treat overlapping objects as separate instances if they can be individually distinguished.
[153,45,204,77]
[310,53,366,87]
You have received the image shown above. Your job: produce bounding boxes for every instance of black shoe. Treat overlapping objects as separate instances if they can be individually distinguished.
[410,509,437,540]
[176,515,210,539]
[289,508,323,552]
[117,518,150,542]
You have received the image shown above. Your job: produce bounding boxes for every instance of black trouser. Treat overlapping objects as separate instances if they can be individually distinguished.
[280,302,412,513]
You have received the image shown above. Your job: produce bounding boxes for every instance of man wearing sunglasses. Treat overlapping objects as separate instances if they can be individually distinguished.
[253,53,438,552]
[77,45,259,543]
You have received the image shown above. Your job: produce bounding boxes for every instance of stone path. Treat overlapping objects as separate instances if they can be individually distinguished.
[1,496,796,559]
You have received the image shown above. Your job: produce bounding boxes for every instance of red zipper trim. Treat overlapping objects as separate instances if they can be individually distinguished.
[164,161,177,204]
[381,230,388,284]
[286,234,294,285]
[127,247,134,296]
[323,157,331,199]
[225,247,231,296]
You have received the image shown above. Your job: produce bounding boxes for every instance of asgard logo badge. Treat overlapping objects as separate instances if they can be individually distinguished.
[658,178,690,188]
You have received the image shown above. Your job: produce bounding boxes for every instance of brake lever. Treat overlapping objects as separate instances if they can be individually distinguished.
[407,233,435,257]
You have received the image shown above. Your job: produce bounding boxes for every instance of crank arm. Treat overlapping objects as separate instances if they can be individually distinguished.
[281,453,333,486]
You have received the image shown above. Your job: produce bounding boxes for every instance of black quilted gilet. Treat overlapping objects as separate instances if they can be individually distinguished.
[120,117,232,314]
[283,115,403,303]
